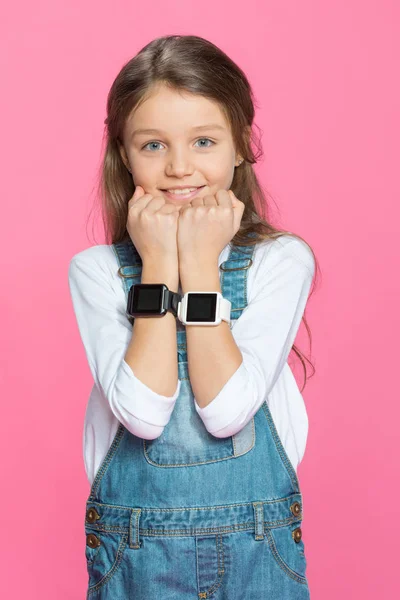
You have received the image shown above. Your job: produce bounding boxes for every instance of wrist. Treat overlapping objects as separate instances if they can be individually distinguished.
[179,263,221,294]
[142,259,179,292]
[179,255,219,274]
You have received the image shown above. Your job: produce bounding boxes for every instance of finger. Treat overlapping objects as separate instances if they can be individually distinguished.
[128,189,163,213]
[190,196,205,207]
[203,194,218,206]
[214,189,233,206]
[178,202,193,214]
[157,203,180,214]
[128,186,149,209]
[145,195,167,214]
[130,185,145,203]
[229,190,244,210]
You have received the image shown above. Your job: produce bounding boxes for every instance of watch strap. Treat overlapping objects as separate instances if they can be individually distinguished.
[220,296,232,323]
[164,289,181,317]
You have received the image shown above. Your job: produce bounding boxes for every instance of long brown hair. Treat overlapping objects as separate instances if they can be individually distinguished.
[88,34,320,392]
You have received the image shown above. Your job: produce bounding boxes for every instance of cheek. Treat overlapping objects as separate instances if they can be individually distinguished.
[205,158,234,183]
[130,158,158,186]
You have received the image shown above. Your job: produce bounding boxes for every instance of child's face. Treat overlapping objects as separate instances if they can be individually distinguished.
[119,83,240,210]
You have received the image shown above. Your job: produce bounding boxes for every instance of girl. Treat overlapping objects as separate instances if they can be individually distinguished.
[69,34,318,599]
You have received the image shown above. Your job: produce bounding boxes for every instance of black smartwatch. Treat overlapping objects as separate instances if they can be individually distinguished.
[127,284,182,319]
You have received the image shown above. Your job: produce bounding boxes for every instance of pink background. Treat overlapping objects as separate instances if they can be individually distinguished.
[1,1,398,597]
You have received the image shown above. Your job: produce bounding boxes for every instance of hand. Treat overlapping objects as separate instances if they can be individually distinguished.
[126,186,180,264]
[176,189,245,264]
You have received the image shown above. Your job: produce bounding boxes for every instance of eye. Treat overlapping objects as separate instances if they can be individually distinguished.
[194,138,215,148]
[142,141,163,151]
[141,138,215,152]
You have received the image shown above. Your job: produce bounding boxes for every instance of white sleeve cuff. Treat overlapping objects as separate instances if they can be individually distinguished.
[111,359,181,428]
[193,361,250,435]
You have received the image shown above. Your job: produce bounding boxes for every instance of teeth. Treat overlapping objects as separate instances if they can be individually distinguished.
[166,188,198,195]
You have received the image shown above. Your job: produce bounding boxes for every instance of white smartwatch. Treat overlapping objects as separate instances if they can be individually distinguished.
[177,291,231,326]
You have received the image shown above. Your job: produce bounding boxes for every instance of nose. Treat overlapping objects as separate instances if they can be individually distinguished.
[165,152,195,178]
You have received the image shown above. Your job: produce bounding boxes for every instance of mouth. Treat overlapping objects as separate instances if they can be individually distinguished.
[160,186,206,201]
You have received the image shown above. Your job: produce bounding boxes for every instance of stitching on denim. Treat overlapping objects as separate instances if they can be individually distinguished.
[87,533,128,595]
[87,494,302,512]
[232,417,255,457]
[198,534,225,598]
[261,402,300,492]
[195,536,201,596]
[85,542,101,566]
[142,405,255,467]
[87,525,128,534]
[207,534,225,596]
[265,529,308,585]
[89,424,125,501]
[253,502,264,540]
[129,509,141,549]
[86,515,300,537]
[143,438,254,468]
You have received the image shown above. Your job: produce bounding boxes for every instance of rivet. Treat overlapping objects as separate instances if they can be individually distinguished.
[86,533,101,548]
[86,507,101,523]
[290,502,302,516]
[292,527,302,543]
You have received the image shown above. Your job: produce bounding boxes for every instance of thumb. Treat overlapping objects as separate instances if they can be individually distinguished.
[228,189,239,206]
[131,185,145,203]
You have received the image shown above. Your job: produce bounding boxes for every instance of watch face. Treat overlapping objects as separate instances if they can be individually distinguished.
[130,284,165,315]
[186,293,217,322]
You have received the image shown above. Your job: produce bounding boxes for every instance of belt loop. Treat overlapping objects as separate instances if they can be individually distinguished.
[253,502,264,540]
[129,508,141,549]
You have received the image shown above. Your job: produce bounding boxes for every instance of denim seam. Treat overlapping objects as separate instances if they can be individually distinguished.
[197,534,225,598]
[253,502,264,540]
[87,533,128,595]
[89,423,125,501]
[85,542,101,566]
[87,494,302,512]
[261,402,300,492]
[129,509,141,549]
[86,516,301,537]
[232,417,255,457]
[264,529,308,585]
[143,379,255,466]
[143,438,254,468]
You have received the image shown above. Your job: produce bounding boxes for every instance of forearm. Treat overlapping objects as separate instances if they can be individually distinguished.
[180,259,243,409]
[124,259,179,397]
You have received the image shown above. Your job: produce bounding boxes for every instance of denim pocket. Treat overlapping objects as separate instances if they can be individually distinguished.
[265,522,308,585]
[85,528,128,595]
[143,374,256,467]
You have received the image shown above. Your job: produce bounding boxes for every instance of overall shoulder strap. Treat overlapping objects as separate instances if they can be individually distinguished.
[112,239,142,297]
[220,232,257,320]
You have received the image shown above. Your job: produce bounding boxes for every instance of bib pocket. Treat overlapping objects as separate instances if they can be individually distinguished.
[143,375,255,467]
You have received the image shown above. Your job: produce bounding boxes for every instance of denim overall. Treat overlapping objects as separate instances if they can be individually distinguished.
[83,235,311,599]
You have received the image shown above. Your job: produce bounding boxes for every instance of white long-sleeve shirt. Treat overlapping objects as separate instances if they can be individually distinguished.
[68,233,315,485]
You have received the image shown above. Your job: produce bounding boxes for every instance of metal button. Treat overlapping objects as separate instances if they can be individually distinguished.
[290,502,302,517]
[86,533,101,548]
[292,527,302,543]
[86,507,101,524]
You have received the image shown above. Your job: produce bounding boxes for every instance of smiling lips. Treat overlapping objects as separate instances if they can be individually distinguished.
[161,186,205,200]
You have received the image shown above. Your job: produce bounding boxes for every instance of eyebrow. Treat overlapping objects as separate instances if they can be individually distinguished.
[131,124,226,139]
